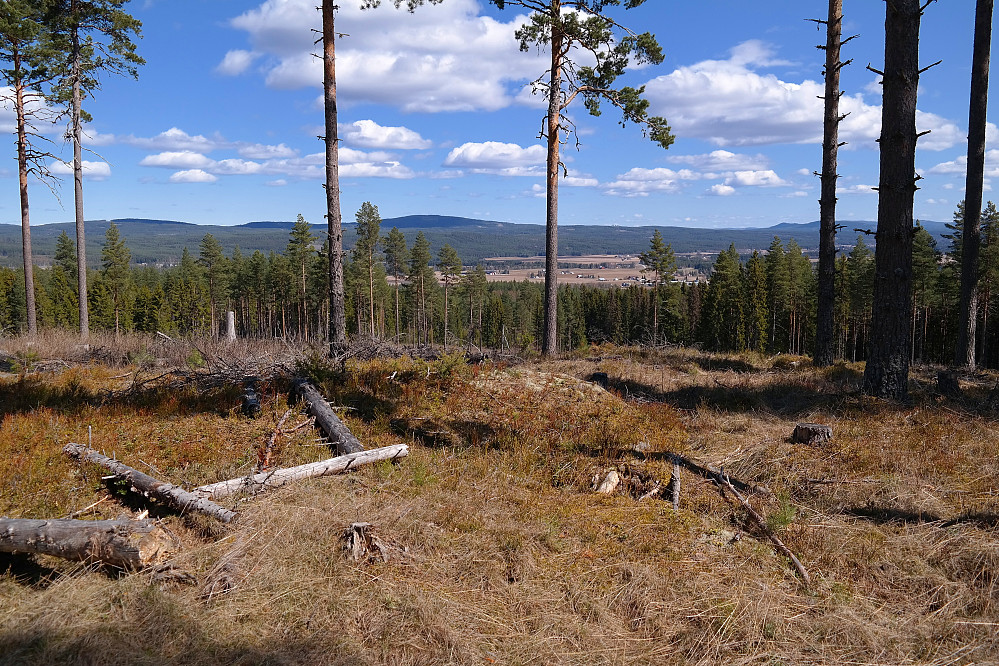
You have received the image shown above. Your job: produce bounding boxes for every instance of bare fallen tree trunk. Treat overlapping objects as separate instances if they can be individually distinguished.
[294,380,364,454]
[63,443,238,524]
[194,444,409,500]
[0,517,177,569]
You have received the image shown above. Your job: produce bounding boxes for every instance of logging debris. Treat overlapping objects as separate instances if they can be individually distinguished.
[294,379,365,454]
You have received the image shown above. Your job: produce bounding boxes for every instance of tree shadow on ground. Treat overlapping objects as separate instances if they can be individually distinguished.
[0,553,60,590]
[389,417,497,449]
[590,372,840,416]
[844,506,999,529]
[0,373,269,420]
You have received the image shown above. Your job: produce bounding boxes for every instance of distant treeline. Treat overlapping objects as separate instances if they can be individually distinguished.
[1,203,995,367]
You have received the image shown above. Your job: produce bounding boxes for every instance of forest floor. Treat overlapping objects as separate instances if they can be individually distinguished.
[1,332,998,665]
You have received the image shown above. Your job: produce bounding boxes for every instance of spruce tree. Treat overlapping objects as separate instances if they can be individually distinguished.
[99,222,130,335]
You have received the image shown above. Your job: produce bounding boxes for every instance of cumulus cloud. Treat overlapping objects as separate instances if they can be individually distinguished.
[340,119,432,150]
[170,169,218,183]
[643,41,963,150]
[603,168,686,197]
[444,141,545,174]
[123,127,225,152]
[237,142,297,159]
[228,0,542,112]
[140,151,216,169]
[725,170,787,187]
[709,184,736,196]
[927,149,999,179]
[216,49,259,75]
[837,183,877,195]
[49,160,112,181]
[667,149,770,172]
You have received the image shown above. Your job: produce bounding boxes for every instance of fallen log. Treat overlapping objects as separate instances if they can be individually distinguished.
[193,444,409,499]
[294,380,364,454]
[63,443,237,524]
[0,517,178,569]
[646,450,773,497]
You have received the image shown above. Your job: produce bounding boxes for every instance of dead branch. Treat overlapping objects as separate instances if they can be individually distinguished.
[720,474,810,587]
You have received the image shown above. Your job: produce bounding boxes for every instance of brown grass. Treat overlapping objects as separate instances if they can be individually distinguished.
[1,337,998,665]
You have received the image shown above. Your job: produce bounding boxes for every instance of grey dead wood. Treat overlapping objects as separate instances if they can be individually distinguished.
[63,443,238,524]
[0,517,178,569]
[294,380,365,454]
[193,445,409,499]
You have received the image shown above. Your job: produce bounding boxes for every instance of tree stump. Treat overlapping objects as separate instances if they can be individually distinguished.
[792,423,833,445]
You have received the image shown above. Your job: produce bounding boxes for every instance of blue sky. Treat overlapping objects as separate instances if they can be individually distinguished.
[2,0,996,229]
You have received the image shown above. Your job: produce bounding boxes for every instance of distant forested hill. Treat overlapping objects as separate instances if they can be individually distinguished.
[0,215,949,268]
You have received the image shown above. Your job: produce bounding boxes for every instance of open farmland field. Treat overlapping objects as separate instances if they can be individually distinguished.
[1,333,998,665]
[480,254,706,286]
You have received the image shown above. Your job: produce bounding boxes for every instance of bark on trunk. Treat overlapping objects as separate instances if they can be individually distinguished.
[71,8,89,341]
[294,380,365,454]
[0,518,177,569]
[324,0,347,359]
[63,443,238,523]
[542,8,563,357]
[815,0,846,367]
[864,0,921,400]
[14,50,37,336]
[194,444,408,499]
[955,0,993,369]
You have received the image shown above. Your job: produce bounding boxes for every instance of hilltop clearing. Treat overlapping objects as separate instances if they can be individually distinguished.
[0,334,997,665]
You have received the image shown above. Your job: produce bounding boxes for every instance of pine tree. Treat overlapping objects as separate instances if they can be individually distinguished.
[198,233,228,333]
[99,221,130,335]
[744,250,768,354]
[979,202,999,366]
[765,237,789,353]
[287,215,316,339]
[382,226,409,339]
[352,202,382,338]
[407,232,435,345]
[911,222,940,362]
[639,229,676,345]
[437,243,462,351]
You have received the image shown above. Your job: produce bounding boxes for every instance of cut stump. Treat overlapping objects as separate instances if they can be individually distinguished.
[792,423,833,445]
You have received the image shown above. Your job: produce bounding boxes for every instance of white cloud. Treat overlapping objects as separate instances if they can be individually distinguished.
[170,169,218,183]
[341,161,415,179]
[229,0,542,112]
[216,49,259,75]
[340,119,432,150]
[237,142,297,159]
[604,167,685,197]
[927,149,999,179]
[563,175,599,187]
[444,141,545,172]
[140,150,215,169]
[709,184,736,196]
[266,179,287,187]
[644,41,963,150]
[213,158,264,175]
[124,127,225,152]
[49,160,112,181]
[725,170,787,187]
[667,149,769,172]
[837,183,877,195]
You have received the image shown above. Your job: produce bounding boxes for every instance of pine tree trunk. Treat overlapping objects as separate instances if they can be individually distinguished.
[323,0,347,358]
[542,7,563,357]
[864,0,921,399]
[815,0,845,367]
[70,13,89,341]
[14,52,36,336]
[955,0,993,368]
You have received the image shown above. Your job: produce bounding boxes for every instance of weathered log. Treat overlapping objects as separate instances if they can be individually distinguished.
[671,456,681,511]
[294,380,364,454]
[792,423,833,445]
[0,518,178,569]
[594,469,621,494]
[193,444,409,499]
[64,443,238,524]
[647,450,773,497]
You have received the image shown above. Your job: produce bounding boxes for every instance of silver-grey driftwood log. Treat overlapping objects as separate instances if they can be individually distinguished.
[193,444,409,499]
[63,443,238,523]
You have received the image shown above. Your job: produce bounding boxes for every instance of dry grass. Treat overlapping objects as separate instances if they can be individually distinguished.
[1,336,998,665]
